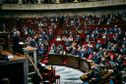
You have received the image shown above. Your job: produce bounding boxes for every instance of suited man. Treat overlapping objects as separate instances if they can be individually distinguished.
[12,30,23,54]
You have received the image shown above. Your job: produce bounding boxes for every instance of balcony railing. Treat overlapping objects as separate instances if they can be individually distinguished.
[1,0,126,10]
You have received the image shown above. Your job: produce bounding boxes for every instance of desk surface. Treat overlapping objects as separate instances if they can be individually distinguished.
[23,46,37,51]
[0,50,27,62]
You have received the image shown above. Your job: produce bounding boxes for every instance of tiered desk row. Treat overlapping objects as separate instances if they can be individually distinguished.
[48,54,93,72]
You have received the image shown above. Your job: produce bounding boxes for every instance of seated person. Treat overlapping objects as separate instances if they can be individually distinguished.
[56,44,63,54]
[49,43,57,54]
[56,35,62,41]
[38,44,47,58]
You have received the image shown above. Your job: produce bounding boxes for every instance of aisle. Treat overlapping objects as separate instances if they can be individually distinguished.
[54,65,84,84]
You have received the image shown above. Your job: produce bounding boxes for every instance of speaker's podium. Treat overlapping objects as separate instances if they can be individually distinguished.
[0,50,28,84]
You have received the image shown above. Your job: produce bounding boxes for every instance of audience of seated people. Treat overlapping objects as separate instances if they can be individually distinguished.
[48,13,126,83]
[1,13,126,83]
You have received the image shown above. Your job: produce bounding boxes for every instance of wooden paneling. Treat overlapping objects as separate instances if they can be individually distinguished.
[48,54,91,72]
[48,54,63,65]
[66,55,79,68]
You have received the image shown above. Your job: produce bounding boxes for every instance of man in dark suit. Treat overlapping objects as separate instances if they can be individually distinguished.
[12,31,23,54]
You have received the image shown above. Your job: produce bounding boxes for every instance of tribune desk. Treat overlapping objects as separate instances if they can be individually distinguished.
[0,50,28,84]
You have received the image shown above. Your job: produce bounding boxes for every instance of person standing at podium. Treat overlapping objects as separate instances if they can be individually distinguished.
[12,28,23,54]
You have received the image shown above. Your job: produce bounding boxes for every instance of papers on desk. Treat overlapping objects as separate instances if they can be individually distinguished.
[0,54,14,60]
[19,42,25,45]
[8,54,14,59]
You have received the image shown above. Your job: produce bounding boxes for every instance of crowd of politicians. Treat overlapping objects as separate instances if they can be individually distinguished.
[0,13,126,82]
[6,13,125,69]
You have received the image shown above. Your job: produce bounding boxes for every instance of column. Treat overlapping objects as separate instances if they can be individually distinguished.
[33,50,37,66]
[55,0,60,3]
[18,0,22,4]
[23,60,28,84]
[73,0,79,3]
[38,0,41,4]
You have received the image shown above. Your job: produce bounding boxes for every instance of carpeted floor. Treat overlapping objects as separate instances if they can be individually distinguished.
[54,65,84,84]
